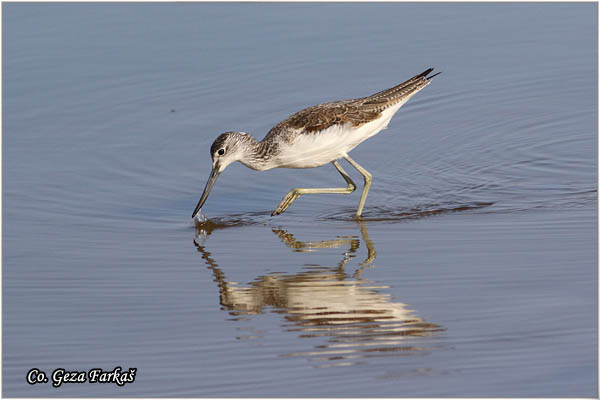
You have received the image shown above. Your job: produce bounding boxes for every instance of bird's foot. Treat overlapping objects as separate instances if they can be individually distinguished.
[272,190,300,216]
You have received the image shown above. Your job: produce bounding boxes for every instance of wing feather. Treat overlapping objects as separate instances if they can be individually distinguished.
[264,68,437,141]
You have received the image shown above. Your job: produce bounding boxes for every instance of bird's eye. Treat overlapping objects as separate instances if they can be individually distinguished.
[218,149,225,156]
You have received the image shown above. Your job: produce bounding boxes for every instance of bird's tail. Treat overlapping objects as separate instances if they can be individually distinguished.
[426,70,442,80]
[363,67,440,109]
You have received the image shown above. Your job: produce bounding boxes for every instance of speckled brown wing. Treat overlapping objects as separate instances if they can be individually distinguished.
[276,101,382,134]
[264,68,437,141]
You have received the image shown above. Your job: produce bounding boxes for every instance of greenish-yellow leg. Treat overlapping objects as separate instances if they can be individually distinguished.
[272,160,356,216]
[344,155,372,218]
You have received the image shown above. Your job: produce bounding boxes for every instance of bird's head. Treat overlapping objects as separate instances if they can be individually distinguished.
[192,131,250,218]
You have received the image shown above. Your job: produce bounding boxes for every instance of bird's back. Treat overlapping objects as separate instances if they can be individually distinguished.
[264,67,438,144]
[260,68,439,169]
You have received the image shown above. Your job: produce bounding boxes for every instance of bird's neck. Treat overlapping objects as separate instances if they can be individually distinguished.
[238,135,275,171]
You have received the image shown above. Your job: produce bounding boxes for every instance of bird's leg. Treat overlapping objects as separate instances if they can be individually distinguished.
[271,160,356,216]
[343,155,372,218]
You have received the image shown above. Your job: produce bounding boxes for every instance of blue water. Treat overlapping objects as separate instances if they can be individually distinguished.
[3,3,597,397]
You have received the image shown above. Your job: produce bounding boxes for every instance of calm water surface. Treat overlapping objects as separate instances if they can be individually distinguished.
[3,3,597,397]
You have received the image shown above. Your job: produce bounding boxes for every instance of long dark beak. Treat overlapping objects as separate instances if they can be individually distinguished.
[192,166,221,218]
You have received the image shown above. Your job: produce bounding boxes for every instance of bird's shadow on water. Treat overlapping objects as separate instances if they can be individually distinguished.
[191,200,495,234]
[319,201,495,222]
[191,218,444,369]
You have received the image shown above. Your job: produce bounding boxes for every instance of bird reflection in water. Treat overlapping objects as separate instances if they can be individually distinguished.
[193,221,443,368]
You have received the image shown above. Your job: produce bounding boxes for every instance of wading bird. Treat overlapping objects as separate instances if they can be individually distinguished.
[193,68,439,219]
